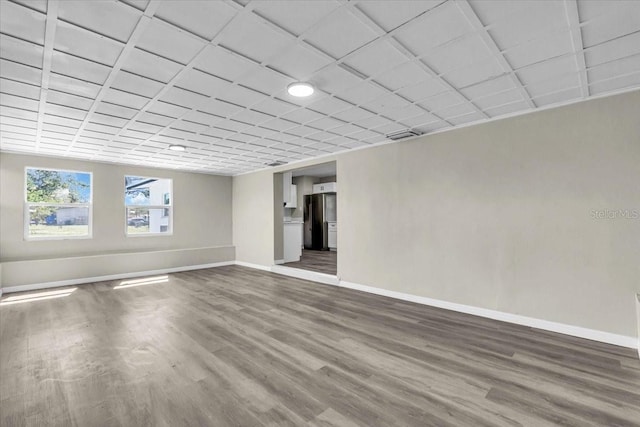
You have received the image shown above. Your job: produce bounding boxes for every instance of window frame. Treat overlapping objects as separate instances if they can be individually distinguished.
[124,175,173,237]
[24,166,93,241]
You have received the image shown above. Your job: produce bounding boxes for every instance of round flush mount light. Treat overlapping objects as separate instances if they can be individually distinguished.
[287,82,314,97]
[168,144,186,152]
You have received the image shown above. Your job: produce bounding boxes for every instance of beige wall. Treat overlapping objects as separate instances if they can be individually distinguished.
[0,153,234,287]
[233,91,640,338]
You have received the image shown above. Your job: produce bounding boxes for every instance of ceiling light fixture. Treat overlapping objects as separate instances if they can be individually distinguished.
[287,82,314,97]
[168,144,186,152]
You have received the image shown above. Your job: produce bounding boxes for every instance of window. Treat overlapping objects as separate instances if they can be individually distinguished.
[25,168,92,239]
[125,176,172,236]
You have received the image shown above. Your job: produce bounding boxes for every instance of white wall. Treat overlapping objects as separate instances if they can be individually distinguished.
[0,153,234,287]
[232,91,640,339]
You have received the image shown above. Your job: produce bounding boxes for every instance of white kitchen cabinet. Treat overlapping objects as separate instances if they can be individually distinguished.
[283,222,303,262]
[328,222,337,250]
[286,184,297,208]
[312,182,336,193]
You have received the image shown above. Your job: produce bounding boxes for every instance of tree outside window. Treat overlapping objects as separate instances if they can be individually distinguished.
[25,168,92,239]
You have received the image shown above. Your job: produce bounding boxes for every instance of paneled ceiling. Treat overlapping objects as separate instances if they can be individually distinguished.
[1,0,639,175]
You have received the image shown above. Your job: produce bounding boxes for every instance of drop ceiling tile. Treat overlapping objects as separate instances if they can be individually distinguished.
[268,44,332,80]
[46,90,93,111]
[129,120,163,134]
[435,102,476,119]
[217,84,264,108]
[362,93,410,114]
[332,106,371,122]
[0,1,46,45]
[587,54,640,83]
[503,30,574,69]
[419,91,461,111]
[585,32,640,68]
[281,108,324,124]
[138,111,174,127]
[526,72,580,98]
[250,126,286,138]
[581,3,640,47]
[90,113,128,128]
[329,123,364,136]
[147,101,190,119]
[0,79,40,100]
[516,55,578,85]
[398,113,440,128]
[374,61,429,91]
[261,119,297,132]
[425,35,493,75]
[459,75,516,99]
[341,81,388,105]
[51,51,111,85]
[307,96,353,116]
[183,110,222,127]
[154,1,237,41]
[252,1,339,36]
[445,55,502,93]
[343,40,408,78]
[136,19,205,65]
[1,34,43,68]
[1,124,36,136]
[54,20,123,66]
[304,9,378,59]
[194,45,259,81]
[484,100,531,118]
[219,13,293,64]
[311,64,364,94]
[369,121,407,135]
[45,104,87,121]
[1,105,38,121]
[121,128,152,139]
[395,2,472,56]
[160,86,210,109]
[237,67,291,96]
[80,129,112,140]
[285,125,320,137]
[486,2,568,50]
[447,111,484,125]
[251,98,298,117]
[121,48,183,84]
[84,122,118,135]
[414,121,450,134]
[232,109,273,125]
[395,78,447,102]
[111,70,164,98]
[1,115,36,128]
[102,89,149,110]
[339,139,370,149]
[356,0,442,32]
[532,87,582,106]
[0,59,42,86]
[216,119,251,133]
[43,114,82,128]
[174,119,210,133]
[48,73,101,100]
[306,116,345,131]
[57,0,141,43]
[472,89,523,110]
[382,104,426,121]
[198,99,243,118]
[589,71,640,95]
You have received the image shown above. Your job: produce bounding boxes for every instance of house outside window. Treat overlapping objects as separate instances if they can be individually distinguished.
[125,175,172,236]
[25,167,92,240]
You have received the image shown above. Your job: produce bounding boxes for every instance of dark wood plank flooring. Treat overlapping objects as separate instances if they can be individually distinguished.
[1,265,639,426]
[283,249,337,275]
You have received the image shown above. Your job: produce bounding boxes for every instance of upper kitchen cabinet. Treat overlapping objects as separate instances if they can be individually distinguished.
[312,182,337,194]
[283,171,297,208]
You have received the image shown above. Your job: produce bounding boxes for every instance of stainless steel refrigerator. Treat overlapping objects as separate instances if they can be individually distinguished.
[304,193,336,250]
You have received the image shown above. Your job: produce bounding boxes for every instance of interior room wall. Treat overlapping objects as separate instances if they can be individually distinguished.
[0,153,234,288]
[233,90,640,339]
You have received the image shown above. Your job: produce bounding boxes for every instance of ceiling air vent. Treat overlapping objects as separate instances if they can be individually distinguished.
[386,129,423,141]
[265,160,288,167]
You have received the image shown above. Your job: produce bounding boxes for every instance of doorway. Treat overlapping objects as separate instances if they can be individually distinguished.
[276,162,337,276]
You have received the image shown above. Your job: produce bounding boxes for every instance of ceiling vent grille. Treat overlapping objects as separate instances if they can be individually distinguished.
[265,160,288,167]
[386,129,423,141]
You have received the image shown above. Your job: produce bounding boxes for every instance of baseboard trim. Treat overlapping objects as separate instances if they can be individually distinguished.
[1,261,235,294]
[271,265,339,286]
[338,281,637,349]
[234,261,273,272]
[274,259,285,265]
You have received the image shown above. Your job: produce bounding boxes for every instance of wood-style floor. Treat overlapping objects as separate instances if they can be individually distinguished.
[283,249,337,275]
[1,265,639,427]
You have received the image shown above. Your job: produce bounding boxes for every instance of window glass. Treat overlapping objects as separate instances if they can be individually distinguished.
[125,176,172,235]
[25,168,92,239]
